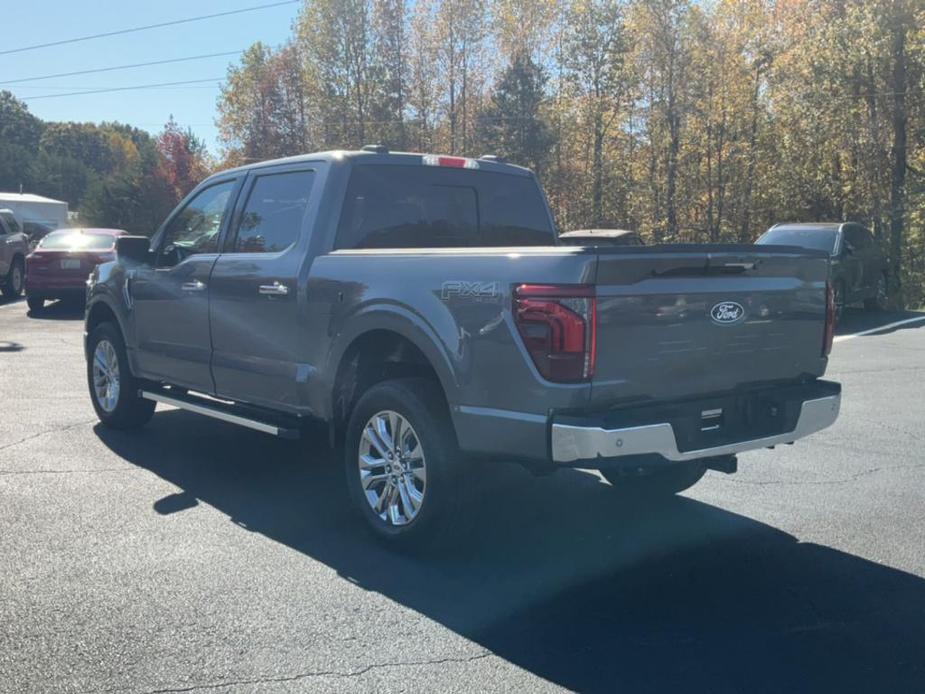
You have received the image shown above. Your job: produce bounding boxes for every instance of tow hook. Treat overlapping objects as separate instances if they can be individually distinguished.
[704,455,738,474]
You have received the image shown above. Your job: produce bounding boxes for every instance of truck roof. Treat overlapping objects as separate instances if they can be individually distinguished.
[770,222,844,232]
[211,148,534,181]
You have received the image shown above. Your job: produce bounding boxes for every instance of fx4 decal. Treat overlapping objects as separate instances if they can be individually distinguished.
[441,281,501,302]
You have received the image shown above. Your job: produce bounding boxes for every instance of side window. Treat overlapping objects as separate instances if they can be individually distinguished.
[335,165,555,249]
[231,170,315,253]
[336,167,479,249]
[157,180,236,267]
[1,213,20,235]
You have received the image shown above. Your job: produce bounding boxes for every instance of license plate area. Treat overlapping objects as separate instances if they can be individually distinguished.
[61,258,81,269]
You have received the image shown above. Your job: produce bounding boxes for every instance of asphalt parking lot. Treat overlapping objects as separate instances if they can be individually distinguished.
[1,297,924,693]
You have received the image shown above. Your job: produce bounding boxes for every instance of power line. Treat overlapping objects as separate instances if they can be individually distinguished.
[22,78,225,101]
[13,84,224,91]
[0,1,299,56]
[0,51,244,84]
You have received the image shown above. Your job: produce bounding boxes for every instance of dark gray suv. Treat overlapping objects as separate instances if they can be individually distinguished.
[757,223,888,315]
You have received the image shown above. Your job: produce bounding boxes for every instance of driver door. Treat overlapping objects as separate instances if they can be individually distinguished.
[130,178,241,392]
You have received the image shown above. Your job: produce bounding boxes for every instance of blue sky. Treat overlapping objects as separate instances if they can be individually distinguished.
[1,1,300,152]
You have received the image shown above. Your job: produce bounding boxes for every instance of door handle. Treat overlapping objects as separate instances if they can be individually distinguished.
[258,281,289,296]
[181,280,206,292]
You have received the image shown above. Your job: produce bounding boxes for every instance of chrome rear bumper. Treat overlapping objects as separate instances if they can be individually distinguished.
[551,394,840,465]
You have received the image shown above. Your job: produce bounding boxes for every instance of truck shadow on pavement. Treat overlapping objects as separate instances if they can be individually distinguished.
[26,299,85,320]
[97,413,925,693]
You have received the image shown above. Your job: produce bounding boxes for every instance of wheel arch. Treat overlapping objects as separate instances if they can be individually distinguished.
[85,297,132,366]
[329,323,456,443]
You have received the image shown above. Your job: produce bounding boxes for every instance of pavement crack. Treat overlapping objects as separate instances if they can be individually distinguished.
[116,652,493,694]
[0,419,95,455]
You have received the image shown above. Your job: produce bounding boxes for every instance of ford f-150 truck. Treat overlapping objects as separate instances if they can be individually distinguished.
[84,147,841,547]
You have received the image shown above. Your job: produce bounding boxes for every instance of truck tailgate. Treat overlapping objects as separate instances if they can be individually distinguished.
[590,245,830,405]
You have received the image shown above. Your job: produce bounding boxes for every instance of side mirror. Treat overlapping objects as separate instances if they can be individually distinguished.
[116,235,152,265]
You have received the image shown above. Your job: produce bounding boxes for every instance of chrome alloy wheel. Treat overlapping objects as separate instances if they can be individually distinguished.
[92,339,120,413]
[358,410,427,526]
[10,264,22,293]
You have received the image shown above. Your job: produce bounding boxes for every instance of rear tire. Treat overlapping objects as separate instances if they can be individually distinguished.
[2,257,24,298]
[344,378,463,549]
[86,322,155,430]
[601,463,707,498]
[26,296,44,313]
[864,274,888,312]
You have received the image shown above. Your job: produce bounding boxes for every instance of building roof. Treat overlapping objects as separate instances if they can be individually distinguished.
[0,192,68,205]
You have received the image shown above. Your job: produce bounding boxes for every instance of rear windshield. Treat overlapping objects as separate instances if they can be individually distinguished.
[40,232,116,251]
[335,165,555,249]
[756,228,837,253]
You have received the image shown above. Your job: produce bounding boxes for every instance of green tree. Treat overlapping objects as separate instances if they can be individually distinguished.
[479,54,555,175]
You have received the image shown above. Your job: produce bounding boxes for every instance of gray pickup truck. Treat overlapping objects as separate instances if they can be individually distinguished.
[84,147,841,546]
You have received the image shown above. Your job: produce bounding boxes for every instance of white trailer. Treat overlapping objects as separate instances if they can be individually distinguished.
[0,193,69,240]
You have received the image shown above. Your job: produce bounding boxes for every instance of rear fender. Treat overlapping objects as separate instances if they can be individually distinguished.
[318,304,459,421]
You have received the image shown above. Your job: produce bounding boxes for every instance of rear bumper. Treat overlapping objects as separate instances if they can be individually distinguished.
[551,381,841,466]
[25,276,89,294]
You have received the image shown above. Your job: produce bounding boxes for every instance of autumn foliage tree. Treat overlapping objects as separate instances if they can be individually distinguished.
[214,0,925,307]
[156,116,211,200]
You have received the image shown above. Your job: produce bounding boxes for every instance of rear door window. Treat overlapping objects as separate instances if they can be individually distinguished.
[230,169,315,253]
[335,165,554,249]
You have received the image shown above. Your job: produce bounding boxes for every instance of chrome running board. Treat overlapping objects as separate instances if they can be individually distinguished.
[141,390,300,439]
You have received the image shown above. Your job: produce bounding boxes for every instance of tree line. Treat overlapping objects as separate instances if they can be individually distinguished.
[218,0,924,307]
[0,93,209,236]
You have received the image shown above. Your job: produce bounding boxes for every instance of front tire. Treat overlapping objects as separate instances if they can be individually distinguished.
[344,378,462,548]
[2,258,24,298]
[601,462,707,498]
[86,322,155,429]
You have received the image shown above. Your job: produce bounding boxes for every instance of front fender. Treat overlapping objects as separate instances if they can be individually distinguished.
[85,265,134,366]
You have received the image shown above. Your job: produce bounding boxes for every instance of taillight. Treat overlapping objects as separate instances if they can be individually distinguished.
[513,284,596,382]
[823,282,835,356]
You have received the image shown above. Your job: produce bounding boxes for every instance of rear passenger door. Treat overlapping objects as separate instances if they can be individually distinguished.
[209,165,319,411]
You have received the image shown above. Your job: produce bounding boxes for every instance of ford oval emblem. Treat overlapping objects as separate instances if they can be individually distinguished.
[710,301,745,325]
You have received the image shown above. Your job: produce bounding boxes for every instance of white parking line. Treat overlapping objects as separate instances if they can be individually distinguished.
[834,315,925,342]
